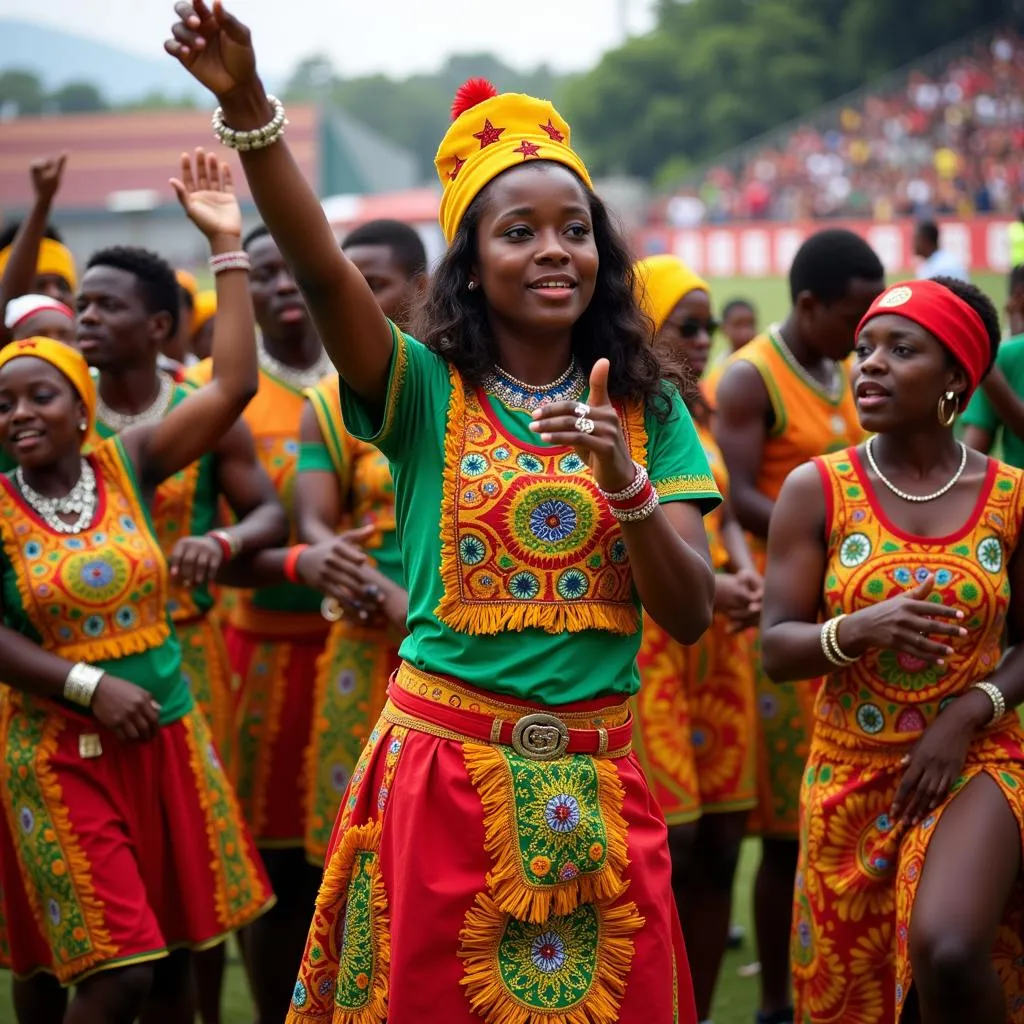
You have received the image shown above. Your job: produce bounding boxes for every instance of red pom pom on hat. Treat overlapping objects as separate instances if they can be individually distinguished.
[451,78,498,121]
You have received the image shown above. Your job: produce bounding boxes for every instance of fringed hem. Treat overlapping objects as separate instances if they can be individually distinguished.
[463,744,630,924]
[0,706,119,984]
[434,596,642,637]
[314,821,390,1024]
[458,892,644,1024]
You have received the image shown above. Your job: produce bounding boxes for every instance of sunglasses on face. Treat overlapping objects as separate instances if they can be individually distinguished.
[675,317,719,339]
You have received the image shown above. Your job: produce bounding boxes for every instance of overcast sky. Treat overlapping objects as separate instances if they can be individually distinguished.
[0,0,657,78]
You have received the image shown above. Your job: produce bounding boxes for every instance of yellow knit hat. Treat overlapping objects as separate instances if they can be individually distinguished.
[634,255,711,332]
[434,79,593,245]
[192,290,217,335]
[0,238,78,293]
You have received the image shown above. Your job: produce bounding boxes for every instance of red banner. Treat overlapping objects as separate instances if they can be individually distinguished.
[635,217,1015,277]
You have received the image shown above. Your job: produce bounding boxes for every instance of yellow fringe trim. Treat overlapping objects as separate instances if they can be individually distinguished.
[0,700,119,983]
[464,744,630,923]
[458,892,644,1024]
[621,400,648,468]
[316,820,390,1024]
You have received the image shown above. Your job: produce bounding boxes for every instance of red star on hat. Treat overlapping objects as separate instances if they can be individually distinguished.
[473,119,506,148]
[449,154,466,180]
[539,119,565,142]
[514,140,542,160]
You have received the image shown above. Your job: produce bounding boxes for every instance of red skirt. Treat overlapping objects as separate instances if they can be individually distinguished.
[226,611,329,846]
[0,693,273,984]
[286,663,696,1024]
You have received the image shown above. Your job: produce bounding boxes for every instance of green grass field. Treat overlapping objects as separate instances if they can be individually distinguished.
[0,270,1008,1023]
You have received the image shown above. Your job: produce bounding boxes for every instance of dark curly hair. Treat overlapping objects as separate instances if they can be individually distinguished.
[0,221,64,250]
[411,168,682,418]
[86,246,180,337]
[932,275,1001,380]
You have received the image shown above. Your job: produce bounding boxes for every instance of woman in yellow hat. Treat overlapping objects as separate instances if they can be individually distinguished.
[168,4,721,1022]
[633,255,762,1022]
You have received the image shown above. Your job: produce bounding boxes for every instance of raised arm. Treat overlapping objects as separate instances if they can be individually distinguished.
[713,360,775,538]
[0,154,68,345]
[122,149,257,487]
[164,0,392,409]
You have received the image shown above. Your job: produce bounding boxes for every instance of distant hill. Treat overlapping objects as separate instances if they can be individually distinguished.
[0,19,278,104]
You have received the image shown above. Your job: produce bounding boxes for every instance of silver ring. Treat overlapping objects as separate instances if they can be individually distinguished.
[573,402,591,418]
[575,416,595,434]
[321,597,344,622]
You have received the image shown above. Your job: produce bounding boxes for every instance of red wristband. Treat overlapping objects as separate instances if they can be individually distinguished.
[283,544,309,584]
[605,479,656,512]
[208,530,235,561]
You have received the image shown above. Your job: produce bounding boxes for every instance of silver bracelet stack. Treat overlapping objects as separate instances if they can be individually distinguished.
[971,681,1006,725]
[820,614,858,668]
[64,662,105,707]
[212,94,288,151]
[208,251,251,276]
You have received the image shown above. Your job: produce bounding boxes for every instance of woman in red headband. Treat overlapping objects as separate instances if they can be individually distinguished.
[760,274,1024,1024]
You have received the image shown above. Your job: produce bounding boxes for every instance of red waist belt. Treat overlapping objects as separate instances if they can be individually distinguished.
[383,663,634,761]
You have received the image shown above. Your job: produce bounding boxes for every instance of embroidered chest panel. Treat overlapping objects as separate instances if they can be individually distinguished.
[0,447,170,662]
[437,379,647,636]
[245,372,307,525]
[152,458,206,620]
[350,439,396,547]
[818,454,1022,743]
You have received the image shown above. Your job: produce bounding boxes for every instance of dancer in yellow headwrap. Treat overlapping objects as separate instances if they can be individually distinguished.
[634,255,761,1022]
[168,4,725,1022]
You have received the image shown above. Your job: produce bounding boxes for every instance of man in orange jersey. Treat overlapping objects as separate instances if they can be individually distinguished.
[715,229,885,1024]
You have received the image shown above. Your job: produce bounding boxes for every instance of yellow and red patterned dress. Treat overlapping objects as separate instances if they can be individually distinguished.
[727,330,865,839]
[190,357,332,847]
[0,435,272,983]
[634,421,758,824]
[793,449,1024,1023]
[94,379,233,757]
[300,376,404,865]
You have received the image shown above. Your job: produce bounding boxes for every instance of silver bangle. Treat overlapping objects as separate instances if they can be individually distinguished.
[211,94,288,151]
[64,662,104,708]
[208,252,251,275]
[609,489,659,523]
[599,461,648,503]
[971,681,1006,725]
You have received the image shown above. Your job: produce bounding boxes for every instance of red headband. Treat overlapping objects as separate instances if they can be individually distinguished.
[856,279,990,401]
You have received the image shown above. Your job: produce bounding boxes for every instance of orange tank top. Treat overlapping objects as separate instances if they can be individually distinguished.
[812,449,1024,748]
[731,330,864,503]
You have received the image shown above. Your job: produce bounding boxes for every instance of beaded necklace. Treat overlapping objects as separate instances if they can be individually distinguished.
[480,359,586,412]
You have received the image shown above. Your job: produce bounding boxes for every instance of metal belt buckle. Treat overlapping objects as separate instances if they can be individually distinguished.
[511,712,570,761]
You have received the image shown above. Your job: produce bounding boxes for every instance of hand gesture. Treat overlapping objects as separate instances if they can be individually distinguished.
[889,687,993,825]
[91,676,160,742]
[30,153,67,205]
[169,533,224,587]
[165,0,257,101]
[529,359,635,493]
[715,568,763,631]
[298,526,386,619]
[170,149,242,241]
[841,574,966,664]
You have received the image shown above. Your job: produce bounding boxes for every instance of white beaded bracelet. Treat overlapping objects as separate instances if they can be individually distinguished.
[208,251,251,275]
[971,681,1006,725]
[599,461,649,503]
[609,489,659,523]
[212,94,288,152]
[64,662,104,708]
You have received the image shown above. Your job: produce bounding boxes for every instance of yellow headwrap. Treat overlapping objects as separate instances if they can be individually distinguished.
[192,290,217,335]
[0,238,78,293]
[0,336,96,434]
[435,79,593,245]
[634,255,711,332]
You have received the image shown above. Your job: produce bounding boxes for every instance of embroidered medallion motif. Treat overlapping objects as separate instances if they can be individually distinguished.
[437,375,648,636]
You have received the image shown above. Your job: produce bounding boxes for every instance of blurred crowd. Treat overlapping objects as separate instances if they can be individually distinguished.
[662,30,1024,226]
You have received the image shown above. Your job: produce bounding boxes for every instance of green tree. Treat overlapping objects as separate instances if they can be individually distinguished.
[48,82,108,114]
[0,70,44,116]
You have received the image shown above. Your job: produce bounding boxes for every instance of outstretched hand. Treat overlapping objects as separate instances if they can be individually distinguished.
[165,0,258,100]
[170,148,242,240]
[528,358,635,493]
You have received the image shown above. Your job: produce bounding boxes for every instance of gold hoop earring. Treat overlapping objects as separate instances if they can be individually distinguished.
[937,390,958,428]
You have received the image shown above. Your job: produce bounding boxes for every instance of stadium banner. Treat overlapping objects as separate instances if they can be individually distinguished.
[635,218,1016,277]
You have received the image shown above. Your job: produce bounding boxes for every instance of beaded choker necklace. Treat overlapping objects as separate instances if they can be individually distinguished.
[97,372,174,432]
[258,334,334,391]
[480,359,586,412]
